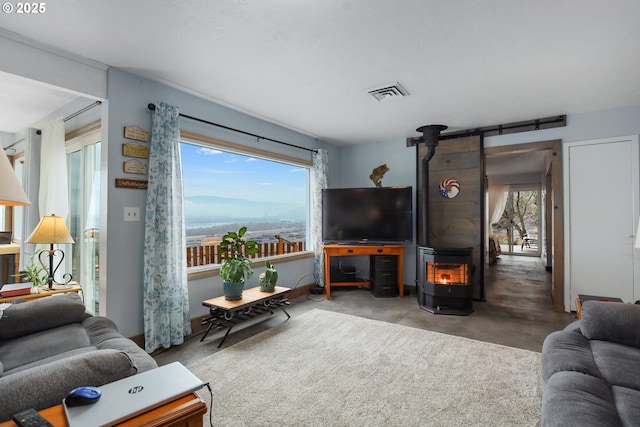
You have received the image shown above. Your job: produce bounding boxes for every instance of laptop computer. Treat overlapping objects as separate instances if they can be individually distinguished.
[63,362,205,427]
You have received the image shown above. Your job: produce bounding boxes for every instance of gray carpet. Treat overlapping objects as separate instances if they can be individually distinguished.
[188,309,542,426]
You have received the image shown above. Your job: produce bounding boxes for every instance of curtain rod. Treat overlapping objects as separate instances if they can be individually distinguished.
[147,103,318,154]
[33,100,103,136]
[63,100,102,122]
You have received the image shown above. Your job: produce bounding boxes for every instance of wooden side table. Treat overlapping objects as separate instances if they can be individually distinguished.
[0,392,207,427]
[0,284,83,304]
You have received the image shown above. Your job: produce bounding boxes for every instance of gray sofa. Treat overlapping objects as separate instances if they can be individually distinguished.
[0,293,157,421]
[541,300,640,426]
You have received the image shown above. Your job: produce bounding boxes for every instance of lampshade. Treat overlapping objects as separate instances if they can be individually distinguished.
[26,214,75,244]
[0,147,30,206]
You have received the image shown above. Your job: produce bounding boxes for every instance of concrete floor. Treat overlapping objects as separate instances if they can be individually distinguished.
[153,254,574,366]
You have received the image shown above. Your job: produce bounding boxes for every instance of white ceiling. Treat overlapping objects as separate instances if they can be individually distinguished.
[1,0,639,148]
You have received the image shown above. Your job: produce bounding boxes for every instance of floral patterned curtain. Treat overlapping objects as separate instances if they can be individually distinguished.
[312,149,328,286]
[143,101,191,353]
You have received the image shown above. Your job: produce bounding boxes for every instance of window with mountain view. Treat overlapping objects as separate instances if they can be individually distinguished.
[180,140,310,269]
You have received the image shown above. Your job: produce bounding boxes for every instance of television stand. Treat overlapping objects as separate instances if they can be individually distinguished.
[322,244,405,300]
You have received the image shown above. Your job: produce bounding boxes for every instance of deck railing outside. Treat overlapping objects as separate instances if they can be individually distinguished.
[186,235,306,268]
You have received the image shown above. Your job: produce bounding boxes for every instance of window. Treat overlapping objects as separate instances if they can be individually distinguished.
[12,156,25,242]
[492,186,540,255]
[180,134,311,270]
[66,124,101,314]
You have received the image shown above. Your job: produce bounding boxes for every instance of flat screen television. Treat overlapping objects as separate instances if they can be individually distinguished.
[322,186,413,243]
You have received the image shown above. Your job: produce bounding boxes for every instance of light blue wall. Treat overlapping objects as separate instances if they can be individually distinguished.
[104,68,337,337]
[337,138,419,287]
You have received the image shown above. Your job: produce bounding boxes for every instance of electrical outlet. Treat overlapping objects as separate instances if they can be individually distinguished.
[124,207,140,222]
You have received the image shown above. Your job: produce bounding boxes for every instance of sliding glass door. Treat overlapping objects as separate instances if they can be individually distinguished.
[493,187,541,256]
[67,129,101,314]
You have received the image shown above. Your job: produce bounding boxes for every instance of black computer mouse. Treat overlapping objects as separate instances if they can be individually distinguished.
[64,386,102,407]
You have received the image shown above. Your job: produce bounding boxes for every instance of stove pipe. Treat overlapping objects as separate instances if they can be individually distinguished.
[416,124,447,247]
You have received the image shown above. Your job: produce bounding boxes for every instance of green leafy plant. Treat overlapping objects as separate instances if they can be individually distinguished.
[13,250,48,287]
[219,226,259,283]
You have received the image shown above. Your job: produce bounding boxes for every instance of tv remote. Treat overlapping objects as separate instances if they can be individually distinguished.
[11,408,53,427]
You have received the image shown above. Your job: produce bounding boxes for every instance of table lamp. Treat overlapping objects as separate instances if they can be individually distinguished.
[26,214,75,289]
[0,147,30,206]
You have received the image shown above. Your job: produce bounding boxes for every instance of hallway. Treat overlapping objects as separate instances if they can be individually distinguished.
[485,254,559,322]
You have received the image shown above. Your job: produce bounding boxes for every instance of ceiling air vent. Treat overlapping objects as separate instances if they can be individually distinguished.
[367,83,409,102]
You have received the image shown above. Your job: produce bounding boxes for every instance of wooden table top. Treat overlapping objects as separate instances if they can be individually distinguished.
[0,284,82,304]
[202,286,291,310]
[0,243,20,255]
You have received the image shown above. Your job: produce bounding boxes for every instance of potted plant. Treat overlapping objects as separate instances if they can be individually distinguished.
[13,250,48,287]
[219,226,259,300]
[259,260,278,292]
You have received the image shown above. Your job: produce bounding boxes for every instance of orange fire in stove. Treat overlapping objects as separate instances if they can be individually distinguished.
[426,262,469,285]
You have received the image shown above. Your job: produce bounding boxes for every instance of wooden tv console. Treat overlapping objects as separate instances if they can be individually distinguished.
[322,244,405,300]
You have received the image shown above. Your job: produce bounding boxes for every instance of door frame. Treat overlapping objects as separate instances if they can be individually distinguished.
[485,139,564,312]
[563,135,640,310]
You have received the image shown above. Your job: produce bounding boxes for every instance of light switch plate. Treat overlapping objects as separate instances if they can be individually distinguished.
[124,207,140,222]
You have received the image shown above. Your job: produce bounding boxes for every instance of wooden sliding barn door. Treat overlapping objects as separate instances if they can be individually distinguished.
[425,135,485,299]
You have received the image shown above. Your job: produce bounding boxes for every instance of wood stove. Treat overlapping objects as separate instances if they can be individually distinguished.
[418,246,473,315]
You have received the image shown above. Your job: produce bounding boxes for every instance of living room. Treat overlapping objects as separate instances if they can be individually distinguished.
[1,2,640,425]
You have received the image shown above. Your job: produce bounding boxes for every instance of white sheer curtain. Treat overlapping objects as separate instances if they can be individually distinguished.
[39,117,68,218]
[311,149,328,286]
[37,117,72,280]
[488,184,509,227]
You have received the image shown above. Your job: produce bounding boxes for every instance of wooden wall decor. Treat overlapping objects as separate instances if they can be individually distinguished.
[369,164,389,187]
[420,135,485,299]
[123,126,149,142]
[122,142,149,158]
[115,178,148,189]
[123,160,147,174]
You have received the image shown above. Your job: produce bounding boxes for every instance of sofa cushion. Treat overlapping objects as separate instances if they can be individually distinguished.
[0,293,86,340]
[0,349,138,422]
[562,320,582,333]
[591,340,640,392]
[0,323,91,372]
[612,386,640,427]
[83,316,126,345]
[541,371,622,427]
[540,330,600,383]
[2,347,96,376]
[581,301,640,348]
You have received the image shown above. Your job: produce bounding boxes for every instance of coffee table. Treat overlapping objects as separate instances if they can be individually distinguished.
[201,286,291,347]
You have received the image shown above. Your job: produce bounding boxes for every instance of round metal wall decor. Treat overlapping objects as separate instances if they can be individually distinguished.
[439,178,460,199]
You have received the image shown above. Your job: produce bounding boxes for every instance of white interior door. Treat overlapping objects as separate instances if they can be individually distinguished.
[565,136,640,309]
